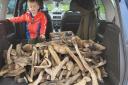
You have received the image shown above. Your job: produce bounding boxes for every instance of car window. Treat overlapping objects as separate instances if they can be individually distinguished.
[44,0,71,12]
[96,0,106,20]
[0,3,2,16]
[0,3,2,10]
[23,2,27,11]
[6,0,17,18]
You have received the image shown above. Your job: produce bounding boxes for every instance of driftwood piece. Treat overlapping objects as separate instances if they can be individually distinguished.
[0,69,9,76]
[66,61,74,71]
[11,49,17,56]
[72,38,98,85]
[44,50,49,58]
[32,50,48,77]
[65,72,81,85]
[72,65,80,76]
[16,44,22,56]
[59,69,67,80]
[95,60,107,68]
[40,80,65,85]
[51,57,69,80]
[14,57,30,67]
[48,45,61,65]
[101,67,108,78]
[34,58,52,68]
[52,43,67,54]
[74,77,91,85]
[94,43,106,51]
[22,44,33,52]
[85,58,93,62]
[33,46,38,65]
[65,46,85,73]
[66,61,74,78]
[29,71,44,85]
[4,67,25,77]
[66,70,72,79]
[30,66,34,81]
[45,57,69,80]
[7,44,13,64]
[26,73,33,83]
[30,51,35,81]
[95,68,104,83]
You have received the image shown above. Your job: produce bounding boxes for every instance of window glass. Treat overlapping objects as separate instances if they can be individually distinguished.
[23,2,27,11]
[0,3,2,10]
[0,3,2,15]
[6,0,17,18]
[125,0,128,9]
[43,0,71,12]
[111,0,116,7]
[96,0,106,20]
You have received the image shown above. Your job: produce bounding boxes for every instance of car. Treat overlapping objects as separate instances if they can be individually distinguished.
[0,0,127,85]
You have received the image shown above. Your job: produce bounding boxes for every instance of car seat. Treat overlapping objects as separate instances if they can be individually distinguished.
[61,0,81,34]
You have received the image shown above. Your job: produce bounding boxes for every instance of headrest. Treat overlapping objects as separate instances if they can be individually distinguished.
[69,0,78,11]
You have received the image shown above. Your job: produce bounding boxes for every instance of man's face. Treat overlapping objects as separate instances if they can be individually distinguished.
[28,2,39,16]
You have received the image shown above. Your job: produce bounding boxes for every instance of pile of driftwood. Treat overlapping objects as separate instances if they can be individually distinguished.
[0,32,107,85]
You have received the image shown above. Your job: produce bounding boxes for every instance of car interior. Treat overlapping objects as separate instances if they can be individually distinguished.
[0,0,120,85]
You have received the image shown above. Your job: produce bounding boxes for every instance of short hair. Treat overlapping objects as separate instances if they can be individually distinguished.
[28,0,43,8]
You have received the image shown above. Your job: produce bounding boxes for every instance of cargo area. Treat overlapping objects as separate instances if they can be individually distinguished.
[0,21,120,85]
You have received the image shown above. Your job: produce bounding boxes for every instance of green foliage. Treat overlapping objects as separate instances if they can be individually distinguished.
[47,3,70,11]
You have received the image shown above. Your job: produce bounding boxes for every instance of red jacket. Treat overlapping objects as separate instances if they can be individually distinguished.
[9,11,47,39]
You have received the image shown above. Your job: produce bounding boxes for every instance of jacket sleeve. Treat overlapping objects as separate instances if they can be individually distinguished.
[40,14,47,36]
[9,13,27,23]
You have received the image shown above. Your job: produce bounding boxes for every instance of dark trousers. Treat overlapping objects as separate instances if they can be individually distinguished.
[28,38,45,44]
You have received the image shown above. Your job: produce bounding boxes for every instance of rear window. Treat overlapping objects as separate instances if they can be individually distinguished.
[6,0,17,18]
